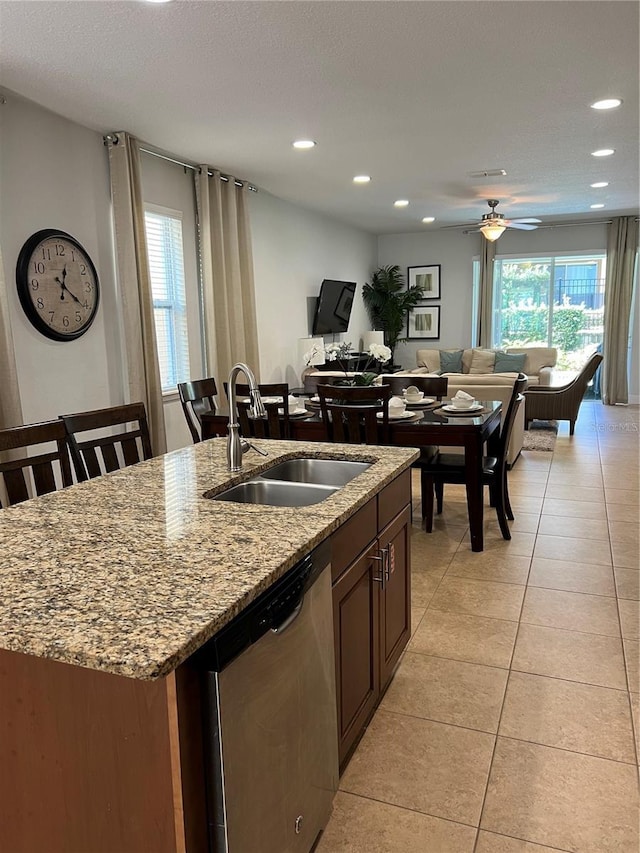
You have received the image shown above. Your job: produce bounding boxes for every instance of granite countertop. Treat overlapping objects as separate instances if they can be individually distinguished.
[0,438,417,681]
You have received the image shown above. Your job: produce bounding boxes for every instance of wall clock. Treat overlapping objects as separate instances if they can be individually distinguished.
[16,229,100,342]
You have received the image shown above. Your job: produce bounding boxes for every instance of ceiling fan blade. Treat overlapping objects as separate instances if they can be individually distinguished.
[508,217,542,224]
[507,222,539,231]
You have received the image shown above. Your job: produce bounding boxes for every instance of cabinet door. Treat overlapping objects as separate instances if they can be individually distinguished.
[379,504,412,689]
[332,542,381,768]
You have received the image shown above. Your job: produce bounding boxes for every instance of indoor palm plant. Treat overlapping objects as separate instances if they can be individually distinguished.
[362,265,424,367]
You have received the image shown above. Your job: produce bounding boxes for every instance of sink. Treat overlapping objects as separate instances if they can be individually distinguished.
[212,479,338,507]
[260,458,371,487]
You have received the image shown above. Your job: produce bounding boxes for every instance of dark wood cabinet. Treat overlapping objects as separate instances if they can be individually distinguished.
[331,470,411,768]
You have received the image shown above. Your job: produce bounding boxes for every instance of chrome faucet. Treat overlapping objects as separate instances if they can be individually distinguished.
[227,363,268,472]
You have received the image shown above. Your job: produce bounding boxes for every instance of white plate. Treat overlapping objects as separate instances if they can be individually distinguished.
[377,410,415,420]
[278,407,309,416]
[441,403,483,413]
[404,397,434,407]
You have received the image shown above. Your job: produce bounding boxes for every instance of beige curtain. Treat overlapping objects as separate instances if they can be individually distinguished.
[602,216,639,405]
[196,168,260,384]
[0,242,23,430]
[477,237,496,348]
[107,133,166,454]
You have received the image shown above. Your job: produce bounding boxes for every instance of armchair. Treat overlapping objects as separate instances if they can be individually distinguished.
[524,352,603,435]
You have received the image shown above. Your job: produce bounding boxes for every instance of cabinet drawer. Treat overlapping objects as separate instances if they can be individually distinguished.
[377,469,411,530]
[331,498,377,583]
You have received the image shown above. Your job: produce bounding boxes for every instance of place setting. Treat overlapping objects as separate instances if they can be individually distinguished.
[376,396,423,422]
[435,390,487,416]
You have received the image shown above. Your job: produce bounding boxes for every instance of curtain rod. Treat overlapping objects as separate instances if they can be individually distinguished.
[103,133,257,191]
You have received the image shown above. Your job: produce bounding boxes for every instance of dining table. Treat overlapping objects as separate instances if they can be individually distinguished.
[201,399,503,552]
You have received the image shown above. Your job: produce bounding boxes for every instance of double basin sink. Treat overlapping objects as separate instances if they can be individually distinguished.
[211,458,371,507]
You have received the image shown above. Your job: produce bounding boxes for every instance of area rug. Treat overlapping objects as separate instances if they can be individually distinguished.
[523,420,558,452]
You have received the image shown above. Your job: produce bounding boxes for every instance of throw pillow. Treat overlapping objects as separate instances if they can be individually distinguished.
[494,351,526,373]
[469,348,496,374]
[439,349,464,373]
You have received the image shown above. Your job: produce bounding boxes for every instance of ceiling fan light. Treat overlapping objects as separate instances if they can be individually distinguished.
[480,223,506,242]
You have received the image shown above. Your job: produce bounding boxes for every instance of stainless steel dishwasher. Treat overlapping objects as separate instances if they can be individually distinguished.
[199,539,338,853]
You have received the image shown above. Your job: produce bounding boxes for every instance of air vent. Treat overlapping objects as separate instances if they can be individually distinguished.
[469,169,507,178]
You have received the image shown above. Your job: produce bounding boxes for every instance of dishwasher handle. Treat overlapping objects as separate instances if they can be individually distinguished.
[271,598,304,634]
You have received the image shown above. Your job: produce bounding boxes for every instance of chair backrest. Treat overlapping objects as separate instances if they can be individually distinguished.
[317,384,392,445]
[0,419,73,506]
[178,377,218,443]
[571,352,604,394]
[223,382,290,439]
[61,403,153,482]
[497,374,528,465]
[384,375,449,400]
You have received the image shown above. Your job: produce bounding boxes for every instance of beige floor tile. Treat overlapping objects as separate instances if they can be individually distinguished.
[528,557,615,597]
[609,519,640,543]
[476,831,570,852]
[411,570,441,608]
[630,693,640,760]
[537,514,609,540]
[412,525,466,553]
[521,587,621,637]
[339,710,495,826]
[410,610,518,669]
[508,495,544,515]
[499,671,636,763]
[508,468,549,484]
[607,502,640,523]
[624,639,639,692]
[316,791,477,853]
[512,623,627,689]
[500,512,540,534]
[410,606,426,637]
[541,497,605,519]
[606,488,640,506]
[508,480,546,497]
[481,738,640,853]
[533,534,612,567]
[615,568,640,600]
[547,472,604,489]
[429,576,525,622]
[612,540,640,571]
[604,473,640,491]
[457,531,535,558]
[618,599,640,640]
[446,552,531,585]
[544,483,604,502]
[381,652,508,733]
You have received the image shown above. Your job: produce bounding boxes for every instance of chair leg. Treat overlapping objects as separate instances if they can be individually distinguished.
[570,420,575,436]
[421,471,435,533]
[495,477,512,540]
[435,480,444,514]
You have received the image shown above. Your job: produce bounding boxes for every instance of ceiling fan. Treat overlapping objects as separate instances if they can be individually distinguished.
[467,199,542,242]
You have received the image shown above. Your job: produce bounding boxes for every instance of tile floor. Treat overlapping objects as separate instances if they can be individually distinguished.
[317,402,639,852]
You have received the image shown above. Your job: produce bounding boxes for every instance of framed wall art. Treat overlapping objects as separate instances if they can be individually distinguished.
[407,305,440,340]
[408,264,440,300]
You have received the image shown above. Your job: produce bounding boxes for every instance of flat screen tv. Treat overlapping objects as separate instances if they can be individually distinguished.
[311,279,356,335]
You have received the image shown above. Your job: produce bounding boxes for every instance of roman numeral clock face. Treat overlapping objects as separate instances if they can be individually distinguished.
[16,229,100,341]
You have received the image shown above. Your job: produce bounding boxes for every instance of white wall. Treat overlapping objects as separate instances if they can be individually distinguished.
[0,91,122,424]
[250,190,377,388]
[378,222,639,400]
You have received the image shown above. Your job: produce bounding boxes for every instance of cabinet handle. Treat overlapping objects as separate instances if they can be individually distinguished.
[372,548,389,588]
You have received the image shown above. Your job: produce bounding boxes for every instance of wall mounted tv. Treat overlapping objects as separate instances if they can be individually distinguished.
[311,279,356,335]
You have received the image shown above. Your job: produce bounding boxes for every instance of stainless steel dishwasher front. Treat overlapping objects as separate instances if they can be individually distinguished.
[199,539,338,853]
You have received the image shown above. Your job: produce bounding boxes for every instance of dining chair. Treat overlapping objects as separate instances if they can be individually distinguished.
[0,419,74,506]
[383,375,449,401]
[223,382,291,439]
[178,377,218,443]
[317,384,392,444]
[524,351,603,435]
[419,374,528,539]
[60,402,153,482]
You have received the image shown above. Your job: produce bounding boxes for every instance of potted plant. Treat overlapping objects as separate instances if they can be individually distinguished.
[362,265,424,367]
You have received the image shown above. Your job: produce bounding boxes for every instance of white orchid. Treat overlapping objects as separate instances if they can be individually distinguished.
[367,343,392,363]
[303,343,326,366]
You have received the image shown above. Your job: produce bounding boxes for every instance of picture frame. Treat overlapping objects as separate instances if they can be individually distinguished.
[407,305,440,340]
[408,264,440,300]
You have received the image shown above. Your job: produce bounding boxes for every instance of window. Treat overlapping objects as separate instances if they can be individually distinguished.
[144,207,190,392]
[491,253,606,376]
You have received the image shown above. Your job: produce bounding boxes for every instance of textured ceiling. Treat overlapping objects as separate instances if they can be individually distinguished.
[1,0,638,234]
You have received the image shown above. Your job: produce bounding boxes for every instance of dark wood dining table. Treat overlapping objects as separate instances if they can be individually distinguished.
[201,400,502,552]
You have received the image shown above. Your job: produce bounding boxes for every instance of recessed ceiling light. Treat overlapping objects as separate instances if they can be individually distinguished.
[292,140,316,149]
[590,98,622,110]
[590,181,609,188]
[421,217,435,224]
[394,200,409,208]
[143,0,174,4]
[591,149,615,157]
[590,204,605,209]
[353,175,371,184]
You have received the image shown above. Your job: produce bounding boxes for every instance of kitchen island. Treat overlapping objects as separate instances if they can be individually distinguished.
[0,437,417,853]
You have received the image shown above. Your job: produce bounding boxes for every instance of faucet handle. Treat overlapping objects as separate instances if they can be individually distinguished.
[246,441,269,457]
